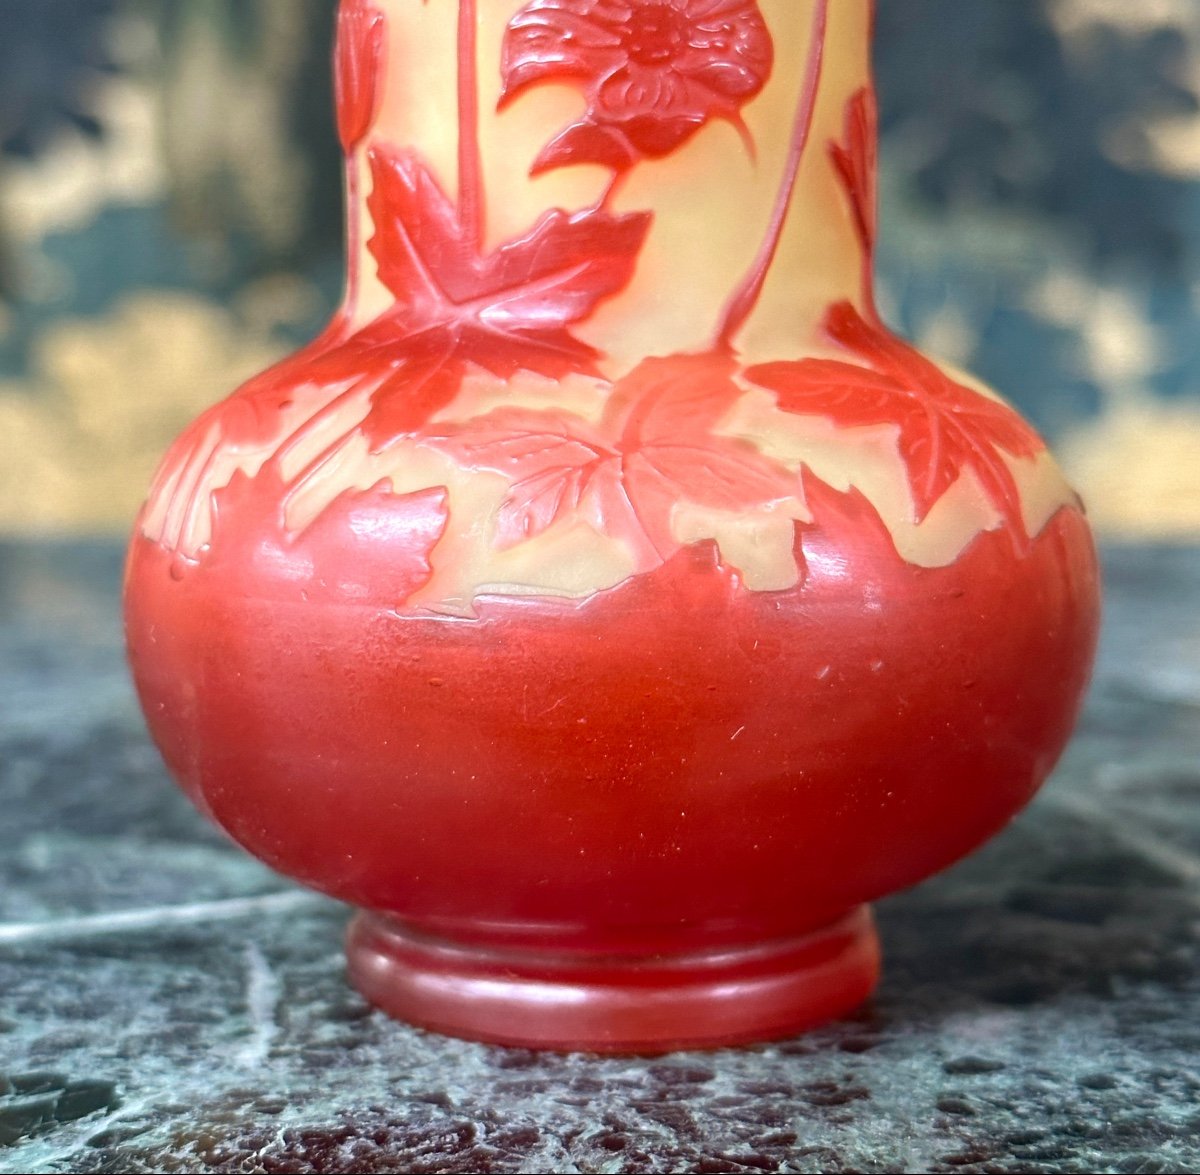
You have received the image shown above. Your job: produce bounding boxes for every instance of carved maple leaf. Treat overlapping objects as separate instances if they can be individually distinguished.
[302,324,468,442]
[366,145,650,374]
[426,407,623,548]
[298,147,651,446]
[746,302,1045,533]
[207,465,448,605]
[426,351,795,563]
[606,353,796,533]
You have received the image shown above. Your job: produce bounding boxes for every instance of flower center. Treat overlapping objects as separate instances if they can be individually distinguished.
[623,4,688,66]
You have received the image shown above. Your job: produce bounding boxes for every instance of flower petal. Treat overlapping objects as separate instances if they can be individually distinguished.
[685,57,769,101]
[620,111,704,158]
[499,2,624,107]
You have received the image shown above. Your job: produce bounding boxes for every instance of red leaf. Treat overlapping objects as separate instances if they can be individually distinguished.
[428,351,794,560]
[604,351,747,443]
[612,353,794,524]
[335,0,386,154]
[746,302,1044,531]
[275,145,652,443]
[480,209,650,336]
[207,465,447,606]
[294,482,449,604]
[271,321,465,453]
[425,408,620,548]
[532,120,640,176]
[625,440,795,514]
[360,349,467,447]
[830,86,878,256]
[366,146,651,377]
[366,148,468,311]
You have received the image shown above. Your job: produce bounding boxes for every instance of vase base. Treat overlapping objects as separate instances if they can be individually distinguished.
[345,906,880,1053]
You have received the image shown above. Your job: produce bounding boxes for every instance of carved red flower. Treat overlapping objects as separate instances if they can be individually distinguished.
[500,0,774,173]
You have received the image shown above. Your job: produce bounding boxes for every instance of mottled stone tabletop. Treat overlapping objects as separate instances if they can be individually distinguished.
[1,541,1197,1174]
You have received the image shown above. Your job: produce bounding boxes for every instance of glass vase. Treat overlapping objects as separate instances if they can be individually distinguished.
[124,0,1101,1052]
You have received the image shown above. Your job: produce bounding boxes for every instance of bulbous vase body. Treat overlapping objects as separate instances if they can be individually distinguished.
[125,0,1100,1051]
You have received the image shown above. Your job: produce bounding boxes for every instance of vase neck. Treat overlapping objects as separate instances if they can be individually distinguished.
[335,0,877,372]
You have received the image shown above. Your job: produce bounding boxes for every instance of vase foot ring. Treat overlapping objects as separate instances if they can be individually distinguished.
[346,906,880,1053]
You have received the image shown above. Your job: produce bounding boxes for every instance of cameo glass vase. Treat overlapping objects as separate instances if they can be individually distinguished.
[125,0,1101,1051]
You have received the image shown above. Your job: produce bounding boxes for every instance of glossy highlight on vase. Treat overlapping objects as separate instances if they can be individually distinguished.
[125,0,1101,1051]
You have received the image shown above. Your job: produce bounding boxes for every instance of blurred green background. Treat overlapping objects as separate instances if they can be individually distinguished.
[0,0,1197,538]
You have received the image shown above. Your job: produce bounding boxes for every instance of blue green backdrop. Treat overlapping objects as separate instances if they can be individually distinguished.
[0,0,1196,535]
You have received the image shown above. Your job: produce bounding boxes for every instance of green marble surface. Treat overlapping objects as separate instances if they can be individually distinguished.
[1,541,1198,1174]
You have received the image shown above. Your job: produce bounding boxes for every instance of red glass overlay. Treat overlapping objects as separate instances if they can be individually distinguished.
[124,0,1100,1052]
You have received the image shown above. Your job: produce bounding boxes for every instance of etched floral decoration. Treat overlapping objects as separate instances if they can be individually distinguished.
[499,0,774,173]
[426,351,795,569]
[747,302,1044,543]
[147,0,1063,594]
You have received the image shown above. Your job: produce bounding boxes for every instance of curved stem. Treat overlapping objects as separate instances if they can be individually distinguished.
[280,431,360,516]
[177,440,225,555]
[598,168,630,213]
[272,373,376,471]
[165,426,220,552]
[345,155,362,315]
[714,0,830,351]
[457,0,484,250]
[861,243,878,326]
